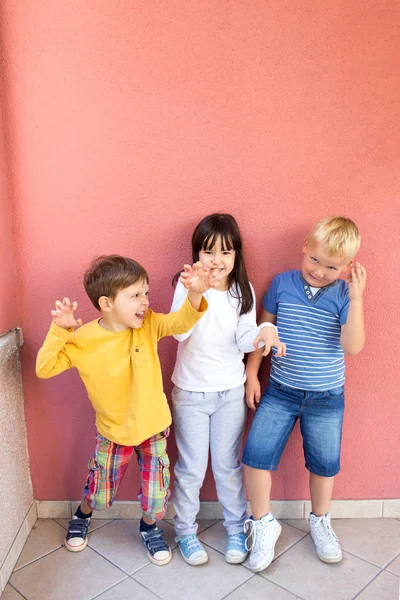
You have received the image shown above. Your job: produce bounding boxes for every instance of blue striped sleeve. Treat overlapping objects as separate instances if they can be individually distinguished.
[261,275,280,315]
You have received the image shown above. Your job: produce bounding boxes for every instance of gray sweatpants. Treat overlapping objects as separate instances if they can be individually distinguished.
[172,384,248,536]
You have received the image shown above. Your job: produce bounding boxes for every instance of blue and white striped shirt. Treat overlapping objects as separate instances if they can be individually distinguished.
[262,270,350,391]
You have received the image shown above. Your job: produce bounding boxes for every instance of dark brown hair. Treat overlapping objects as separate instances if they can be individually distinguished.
[84,255,149,310]
[173,214,253,316]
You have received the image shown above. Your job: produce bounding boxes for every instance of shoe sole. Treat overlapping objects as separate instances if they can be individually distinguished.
[65,537,88,552]
[148,550,172,566]
[249,522,282,573]
[178,547,209,566]
[225,552,248,564]
[317,551,343,563]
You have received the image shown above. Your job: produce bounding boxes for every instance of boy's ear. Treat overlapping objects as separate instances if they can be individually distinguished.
[302,243,308,254]
[98,296,112,312]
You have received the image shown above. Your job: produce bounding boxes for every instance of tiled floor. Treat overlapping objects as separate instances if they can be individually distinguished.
[3,517,400,600]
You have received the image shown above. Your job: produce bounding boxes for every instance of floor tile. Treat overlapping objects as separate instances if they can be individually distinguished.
[88,519,176,575]
[55,517,114,534]
[0,585,25,600]
[282,519,309,533]
[10,547,126,600]
[355,570,400,600]
[224,574,301,599]
[386,553,400,577]
[93,577,159,599]
[332,519,400,567]
[259,536,380,600]
[14,519,66,571]
[199,520,306,561]
[133,546,253,600]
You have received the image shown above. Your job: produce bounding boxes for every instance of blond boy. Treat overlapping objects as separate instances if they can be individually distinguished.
[242,217,366,572]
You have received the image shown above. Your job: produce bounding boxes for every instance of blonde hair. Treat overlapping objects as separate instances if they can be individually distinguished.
[306,216,360,260]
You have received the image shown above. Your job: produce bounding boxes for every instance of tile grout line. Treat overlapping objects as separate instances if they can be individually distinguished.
[88,543,140,578]
[89,575,130,600]
[127,574,165,600]
[8,581,30,600]
[257,573,308,600]
[350,568,384,600]
[382,548,400,571]
[219,574,256,600]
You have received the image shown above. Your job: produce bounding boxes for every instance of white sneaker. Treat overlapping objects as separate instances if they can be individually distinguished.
[245,513,282,572]
[309,512,342,563]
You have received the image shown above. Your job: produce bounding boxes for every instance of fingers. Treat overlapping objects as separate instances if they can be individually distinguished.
[261,343,272,357]
[274,342,287,357]
[246,394,257,412]
[75,318,83,327]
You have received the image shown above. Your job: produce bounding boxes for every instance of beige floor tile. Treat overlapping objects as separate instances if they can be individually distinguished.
[0,585,25,600]
[224,574,301,599]
[282,519,309,533]
[10,547,126,600]
[94,577,159,599]
[386,553,400,577]
[88,519,176,575]
[133,546,253,600]
[332,519,400,567]
[36,501,71,519]
[14,519,66,571]
[259,536,380,600]
[55,517,114,533]
[199,520,306,561]
[355,570,400,600]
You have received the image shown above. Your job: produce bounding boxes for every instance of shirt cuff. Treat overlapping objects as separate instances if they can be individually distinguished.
[259,322,278,332]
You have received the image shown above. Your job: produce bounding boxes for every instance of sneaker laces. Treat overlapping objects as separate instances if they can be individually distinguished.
[181,535,204,553]
[227,532,246,551]
[313,515,339,546]
[244,516,273,552]
[142,528,169,555]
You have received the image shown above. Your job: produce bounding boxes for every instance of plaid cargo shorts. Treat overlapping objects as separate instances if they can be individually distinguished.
[82,428,171,520]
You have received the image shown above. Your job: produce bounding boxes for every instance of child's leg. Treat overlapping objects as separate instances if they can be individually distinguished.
[66,433,133,552]
[209,385,248,563]
[172,388,212,537]
[300,386,344,563]
[135,429,172,566]
[243,466,272,519]
[242,381,300,572]
[309,473,334,516]
[210,386,247,534]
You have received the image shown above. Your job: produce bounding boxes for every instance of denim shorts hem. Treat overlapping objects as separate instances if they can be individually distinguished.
[241,458,277,471]
[306,464,340,477]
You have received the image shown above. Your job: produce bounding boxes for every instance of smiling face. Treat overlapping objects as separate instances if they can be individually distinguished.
[100,279,150,331]
[301,242,351,288]
[198,235,236,291]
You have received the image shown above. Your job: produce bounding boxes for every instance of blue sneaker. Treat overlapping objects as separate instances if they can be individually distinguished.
[225,532,248,564]
[175,534,208,566]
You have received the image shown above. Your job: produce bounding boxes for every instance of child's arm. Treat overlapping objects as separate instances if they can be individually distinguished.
[36,298,82,378]
[340,263,366,355]
[170,281,193,342]
[153,263,213,340]
[236,287,285,356]
[246,310,277,411]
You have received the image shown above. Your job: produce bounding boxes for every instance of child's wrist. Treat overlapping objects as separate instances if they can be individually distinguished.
[259,322,277,332]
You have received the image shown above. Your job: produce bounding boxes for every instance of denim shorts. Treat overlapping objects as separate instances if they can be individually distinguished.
[242,380,345,477]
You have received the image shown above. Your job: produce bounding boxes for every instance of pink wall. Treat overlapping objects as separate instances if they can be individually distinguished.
[1,1,399,502]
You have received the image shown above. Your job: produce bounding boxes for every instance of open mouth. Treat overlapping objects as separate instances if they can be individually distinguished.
[135,311,145,321]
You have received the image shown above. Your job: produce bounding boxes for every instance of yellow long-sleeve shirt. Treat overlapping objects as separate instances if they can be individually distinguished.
[36,296,207,445]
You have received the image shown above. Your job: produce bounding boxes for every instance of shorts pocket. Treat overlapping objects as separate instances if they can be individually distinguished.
[87,457,104,497]
[158,455,170,491]
[325,386,345,398]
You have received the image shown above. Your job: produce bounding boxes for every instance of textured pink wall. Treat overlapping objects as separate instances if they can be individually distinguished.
[1,1,399,501]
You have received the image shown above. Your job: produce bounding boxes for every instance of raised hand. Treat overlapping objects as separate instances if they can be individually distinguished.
[179,262,218,294]
[347,262,367,302]
[253,326,287,357]
[51,297,83,329]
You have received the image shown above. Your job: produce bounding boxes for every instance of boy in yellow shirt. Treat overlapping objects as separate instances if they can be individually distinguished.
[36,254,210,565]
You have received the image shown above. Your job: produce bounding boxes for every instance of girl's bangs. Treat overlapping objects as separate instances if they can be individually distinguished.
[201,230,236,251]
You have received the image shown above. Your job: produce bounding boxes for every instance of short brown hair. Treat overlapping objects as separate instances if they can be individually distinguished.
[84,255,149,310]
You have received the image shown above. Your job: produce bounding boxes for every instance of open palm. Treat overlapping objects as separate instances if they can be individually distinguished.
[51,297,83,329]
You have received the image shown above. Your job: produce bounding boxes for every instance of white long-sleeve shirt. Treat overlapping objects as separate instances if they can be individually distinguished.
[171,280,273,392]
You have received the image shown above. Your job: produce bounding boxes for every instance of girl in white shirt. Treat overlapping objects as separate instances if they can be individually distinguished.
[171,213,285,566]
